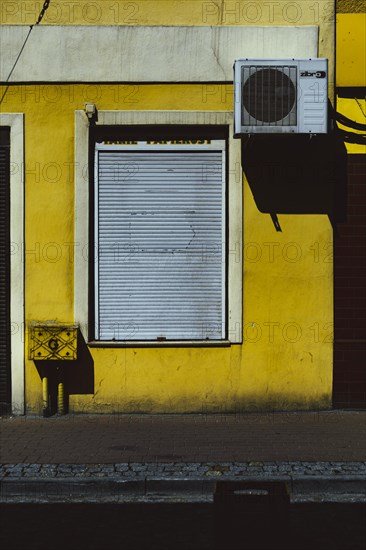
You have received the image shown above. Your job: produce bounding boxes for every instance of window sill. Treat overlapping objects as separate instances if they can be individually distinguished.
[87,340,234,348]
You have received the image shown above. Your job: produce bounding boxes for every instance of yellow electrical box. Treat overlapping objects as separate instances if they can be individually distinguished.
[29,324,78,360]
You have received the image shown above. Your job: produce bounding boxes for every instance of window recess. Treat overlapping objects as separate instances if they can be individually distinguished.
[94,140,226,342]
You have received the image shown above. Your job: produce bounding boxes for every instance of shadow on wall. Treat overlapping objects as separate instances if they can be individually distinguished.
[34,329,94,415]
[242,105,348,232]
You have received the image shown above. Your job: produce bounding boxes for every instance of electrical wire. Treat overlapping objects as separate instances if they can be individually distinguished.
[336,112,366,131]
[0,0,51,106]
[335,107,366,144]
[355,98,366,119]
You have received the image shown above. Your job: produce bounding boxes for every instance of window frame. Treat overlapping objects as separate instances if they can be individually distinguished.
[93,140,227,342]
[74,111,242,346]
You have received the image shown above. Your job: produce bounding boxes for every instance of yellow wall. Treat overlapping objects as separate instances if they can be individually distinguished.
[336,13,366,154]
[336,13,366,87]
[1,0,335,413]
[1,0,335,26]
[337,97,366,154]
[1,83,333,413]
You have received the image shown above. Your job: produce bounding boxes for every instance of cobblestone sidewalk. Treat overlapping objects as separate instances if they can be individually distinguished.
[1,461,366,480]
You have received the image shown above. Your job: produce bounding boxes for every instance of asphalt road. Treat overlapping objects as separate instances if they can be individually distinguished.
[0,502,365,550]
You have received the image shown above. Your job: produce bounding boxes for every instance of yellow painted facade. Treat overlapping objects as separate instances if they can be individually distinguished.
[337,97,366,154]
[336,12,366,154]
[1,0,335,26]
[336,13,366,87]
[1,1,337,414]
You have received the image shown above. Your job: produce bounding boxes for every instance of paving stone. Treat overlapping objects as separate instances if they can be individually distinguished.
[0,460,366,482]
[115,464,129,472]
[291,466,305,472]
[342,465,365,471]
[37,470,57,478]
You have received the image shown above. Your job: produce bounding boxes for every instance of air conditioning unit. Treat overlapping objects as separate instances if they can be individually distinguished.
[234,59,328,136]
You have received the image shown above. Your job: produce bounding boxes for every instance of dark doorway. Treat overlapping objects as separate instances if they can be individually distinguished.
[333,154,366,408]
[0,127,11,415]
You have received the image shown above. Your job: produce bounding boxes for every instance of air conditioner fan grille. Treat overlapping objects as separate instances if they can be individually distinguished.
[242,66,297,125]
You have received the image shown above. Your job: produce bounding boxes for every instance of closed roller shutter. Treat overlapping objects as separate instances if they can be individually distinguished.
[0,127,10,413]
[95,146,226,341]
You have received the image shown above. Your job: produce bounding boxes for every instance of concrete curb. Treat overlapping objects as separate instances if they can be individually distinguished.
[1,475,365,504]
